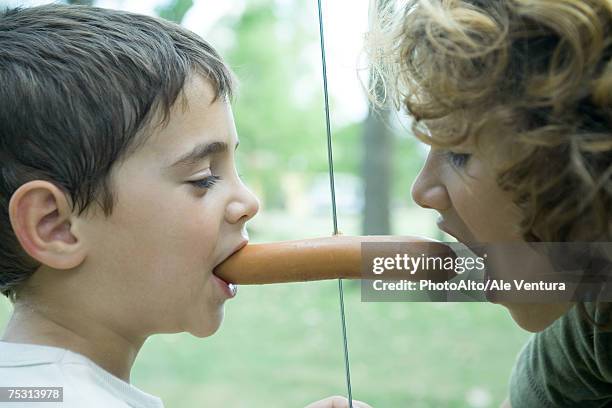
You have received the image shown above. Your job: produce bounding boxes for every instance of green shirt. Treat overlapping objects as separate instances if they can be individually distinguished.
[510,303,612,407]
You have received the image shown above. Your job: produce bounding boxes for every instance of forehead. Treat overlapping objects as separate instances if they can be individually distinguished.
[425,112,510,152]
[139,76,234,164]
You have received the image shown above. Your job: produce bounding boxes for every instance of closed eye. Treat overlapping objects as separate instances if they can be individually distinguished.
[189,175,221,189]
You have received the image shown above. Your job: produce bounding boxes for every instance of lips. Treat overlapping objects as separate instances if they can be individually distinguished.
[228,240,248,260]
[436,218,460,241]
[213,240,248,281]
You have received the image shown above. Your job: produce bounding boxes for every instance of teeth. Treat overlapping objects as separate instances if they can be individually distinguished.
[228,283,237,296]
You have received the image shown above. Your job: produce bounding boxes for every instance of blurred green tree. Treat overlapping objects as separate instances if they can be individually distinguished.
[223,0,343,208]
[66,0,94,5]
[362,0,392,235]
[362,90,392,234]
[156,0,193,24]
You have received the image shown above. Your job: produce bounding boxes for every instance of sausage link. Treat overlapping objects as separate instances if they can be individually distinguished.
[214,235,456,284]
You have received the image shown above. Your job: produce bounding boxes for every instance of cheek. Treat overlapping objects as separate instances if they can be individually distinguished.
[90,195,223,328]
[93,187,223,288]
[445,179,498,241]
[127,194,221,267]
[447,171,523,242]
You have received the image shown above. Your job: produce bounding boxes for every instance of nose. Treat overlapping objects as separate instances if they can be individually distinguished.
[411,149,451,211]
[225,178,260,225]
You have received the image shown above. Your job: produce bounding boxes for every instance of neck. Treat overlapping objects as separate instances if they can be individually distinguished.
[1,299,145,383]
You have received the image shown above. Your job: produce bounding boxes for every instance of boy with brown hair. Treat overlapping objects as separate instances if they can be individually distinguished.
[0,4,369,407]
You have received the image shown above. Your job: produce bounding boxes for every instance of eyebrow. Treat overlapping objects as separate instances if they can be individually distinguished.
[167,141,239,169]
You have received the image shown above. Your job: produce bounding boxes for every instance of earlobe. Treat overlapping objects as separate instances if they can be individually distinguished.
[8,181,86,270]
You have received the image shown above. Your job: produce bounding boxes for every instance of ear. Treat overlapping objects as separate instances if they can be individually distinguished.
[8,180,86,270]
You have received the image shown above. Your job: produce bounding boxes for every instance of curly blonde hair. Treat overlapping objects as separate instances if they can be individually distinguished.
[369,0,612,243]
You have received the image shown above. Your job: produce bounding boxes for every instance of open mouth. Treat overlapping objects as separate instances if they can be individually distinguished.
[212,240,248,297]
[212,274,237,298]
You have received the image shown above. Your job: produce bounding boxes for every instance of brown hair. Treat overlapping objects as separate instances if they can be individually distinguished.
[0,4,235,301]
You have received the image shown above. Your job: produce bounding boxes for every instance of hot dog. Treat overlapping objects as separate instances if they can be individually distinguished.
[214,235,457,284]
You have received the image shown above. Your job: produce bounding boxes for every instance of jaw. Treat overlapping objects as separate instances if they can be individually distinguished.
[504,303,573,332]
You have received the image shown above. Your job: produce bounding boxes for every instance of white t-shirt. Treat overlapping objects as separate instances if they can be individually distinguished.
[0,341,164,408]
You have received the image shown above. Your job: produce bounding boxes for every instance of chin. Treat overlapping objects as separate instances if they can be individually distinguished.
[511,316,555,333]
[189,308,224,338]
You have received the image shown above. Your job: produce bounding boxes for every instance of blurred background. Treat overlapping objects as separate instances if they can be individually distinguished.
[0,0,531,406]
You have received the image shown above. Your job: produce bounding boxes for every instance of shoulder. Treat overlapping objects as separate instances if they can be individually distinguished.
[0,341,67,387]
[0,341,135,408]
[510,303,612,408]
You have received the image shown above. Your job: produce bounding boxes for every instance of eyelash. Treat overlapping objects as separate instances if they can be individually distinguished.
[446,151,471,168]
[189,175,221,189]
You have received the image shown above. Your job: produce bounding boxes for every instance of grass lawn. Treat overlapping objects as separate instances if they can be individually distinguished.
[0,208,532,407]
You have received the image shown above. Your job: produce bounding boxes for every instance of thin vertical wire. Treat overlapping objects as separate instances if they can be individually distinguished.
[315,0,353,406]
[317,0,338,235]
